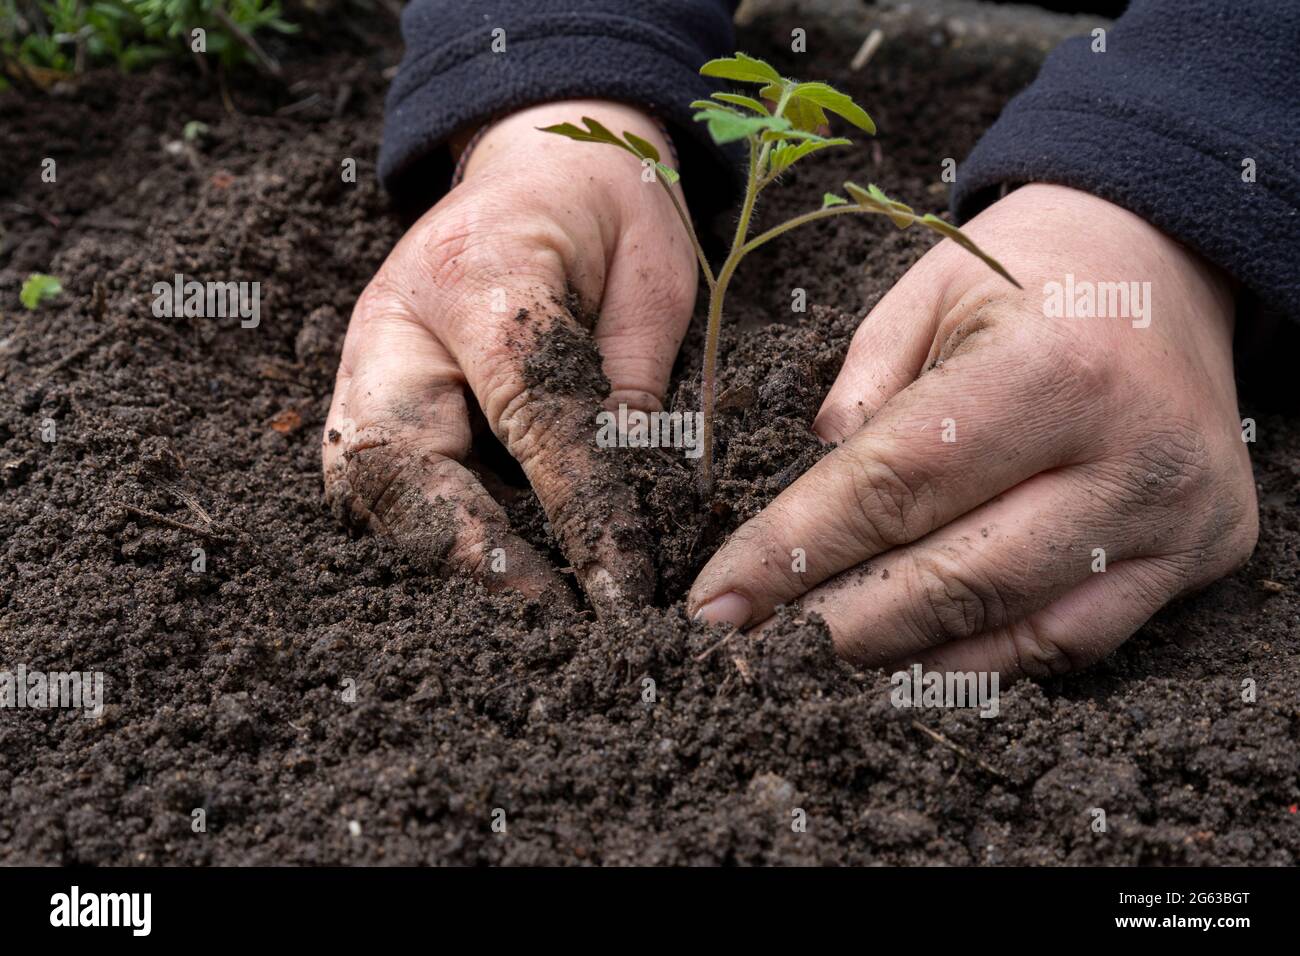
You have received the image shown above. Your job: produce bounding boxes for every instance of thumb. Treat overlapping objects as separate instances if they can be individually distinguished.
[812,251,944,443]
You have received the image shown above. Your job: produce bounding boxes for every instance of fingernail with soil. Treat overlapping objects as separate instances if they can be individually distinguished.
[692,592,752,628]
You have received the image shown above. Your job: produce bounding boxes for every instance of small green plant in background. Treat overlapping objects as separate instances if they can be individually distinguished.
[20,273,63,310]
[0,0,295,87]
[542,52,1019,496]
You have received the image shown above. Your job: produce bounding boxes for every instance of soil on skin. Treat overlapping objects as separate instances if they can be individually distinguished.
[1,11,1297,866]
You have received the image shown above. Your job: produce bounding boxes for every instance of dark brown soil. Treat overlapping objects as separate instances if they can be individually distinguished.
[1,11,1297,866]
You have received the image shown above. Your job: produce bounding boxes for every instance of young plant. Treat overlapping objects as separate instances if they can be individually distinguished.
[20,272,63,310]
[541,52,1019,496]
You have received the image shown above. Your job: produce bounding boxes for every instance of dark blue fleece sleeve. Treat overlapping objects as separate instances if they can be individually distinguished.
[379,0,737,216]
[952,0,1300,321]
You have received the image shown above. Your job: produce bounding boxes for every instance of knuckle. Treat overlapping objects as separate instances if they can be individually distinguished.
[324,421,453,529]
[494,388,596,539]
[1006,618,1076,679]
[1037,332,1115,395]
[418,206,570,298]
[324,429,404,529]
[494,383,555,463]
[907,550,1006,643]
[1113,419,1213,514]
[324,431,487,572]
[840,448,932,551]
[474,349,532,436]
[999,324,1119,431]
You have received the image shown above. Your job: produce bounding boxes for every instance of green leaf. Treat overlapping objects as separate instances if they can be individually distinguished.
[785,95,829,133]
[789,82,876,133]
[755,82,820,132]
[844,181,914,228]
[689,99,740,113]
[761,127,839,144]
[537,119,625,149]
[622,131,660,163]
[20,273,63,310]
[580,117,624,147]
[539,119,679,183]
[711,92,769,114]
[693,110,790,145]
[920,215,1022,288]
[699,52,783,86]
[769,137,852,175]
[822,193,848,208]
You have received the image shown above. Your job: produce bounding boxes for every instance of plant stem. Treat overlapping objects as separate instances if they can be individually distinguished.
[213,4,282,78]
[698,88,794,497]
[740,204,877,255]
[698,146,755,496]
[698,258,739,496]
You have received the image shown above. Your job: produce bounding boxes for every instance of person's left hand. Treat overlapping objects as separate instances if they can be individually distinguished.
[687,184,1258,679]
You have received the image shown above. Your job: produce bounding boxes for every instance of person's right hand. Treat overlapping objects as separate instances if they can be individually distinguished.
[323,100,697,617]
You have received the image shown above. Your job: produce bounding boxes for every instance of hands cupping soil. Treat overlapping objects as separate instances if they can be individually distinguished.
[327,125,1257,674]
[323,101,696,618]
[690,184,1258,678]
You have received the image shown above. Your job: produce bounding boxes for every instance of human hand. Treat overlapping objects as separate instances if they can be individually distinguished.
[688,184,1257,677]
[323,101,696,617]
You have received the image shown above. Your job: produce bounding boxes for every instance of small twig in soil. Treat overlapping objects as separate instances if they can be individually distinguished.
[92,282,107,322]
[694,627,740,662]
[731,655,753,685]
[851,28,885,71]
[276,93,322,117]
[123,505,235,544]
[152,480,218,529]
[478,674,530,702]
[910,719,1006,779]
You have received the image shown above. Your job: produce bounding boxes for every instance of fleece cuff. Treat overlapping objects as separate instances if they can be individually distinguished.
[379,10,739,219]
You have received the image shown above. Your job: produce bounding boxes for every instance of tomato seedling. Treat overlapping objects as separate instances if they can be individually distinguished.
[542,52,1019,496]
